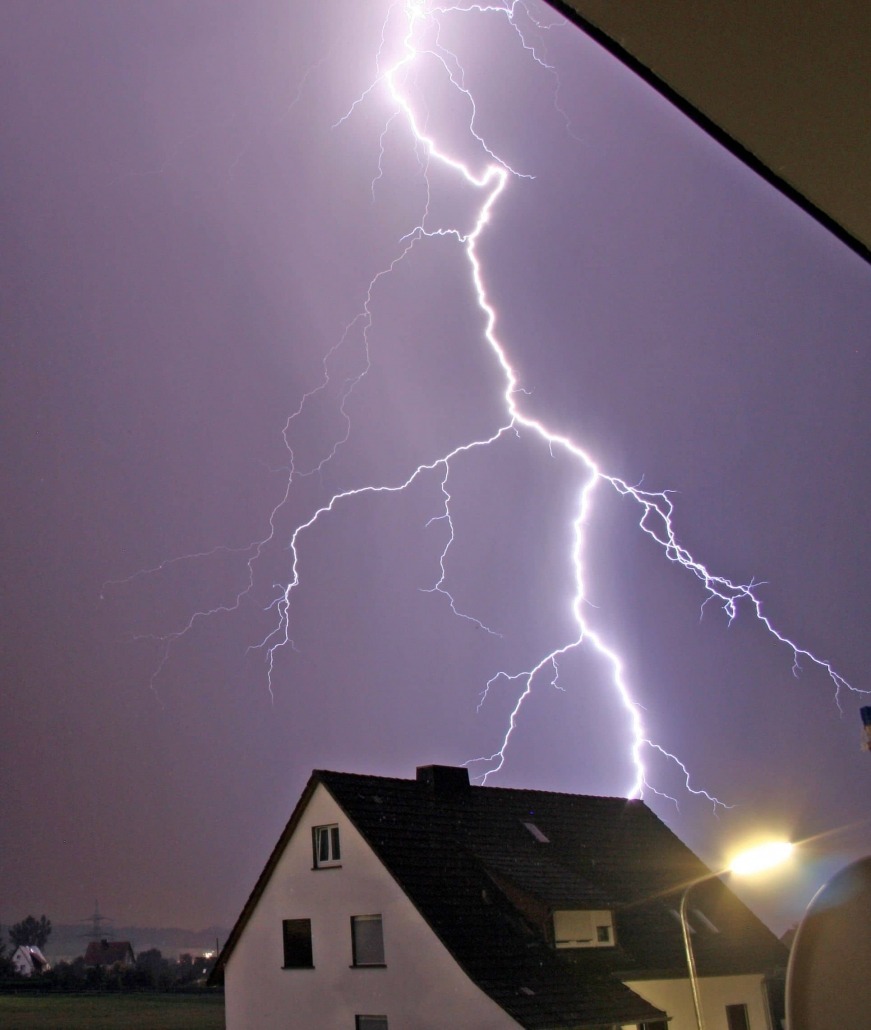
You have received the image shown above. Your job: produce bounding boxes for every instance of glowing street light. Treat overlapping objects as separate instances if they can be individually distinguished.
[729,841,794,876]
[680,840,794,1030]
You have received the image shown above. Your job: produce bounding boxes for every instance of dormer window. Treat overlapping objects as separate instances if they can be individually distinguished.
[669,907,720,934]
[692,908,720,933]
[313,824,341,868]
[553,909,615,948]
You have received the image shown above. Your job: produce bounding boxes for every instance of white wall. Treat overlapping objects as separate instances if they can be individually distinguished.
[225,784,519,1030]
[624,973,772,1030]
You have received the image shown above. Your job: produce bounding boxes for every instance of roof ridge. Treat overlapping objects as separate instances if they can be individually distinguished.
[315,767,639,805]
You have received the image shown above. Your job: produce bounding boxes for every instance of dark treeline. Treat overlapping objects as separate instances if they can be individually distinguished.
[1,948,218,993]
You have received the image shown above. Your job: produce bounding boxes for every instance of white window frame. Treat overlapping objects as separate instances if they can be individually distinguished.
[312,824,341,868]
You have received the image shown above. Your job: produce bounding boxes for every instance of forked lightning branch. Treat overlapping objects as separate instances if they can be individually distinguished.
[109,0,863,806]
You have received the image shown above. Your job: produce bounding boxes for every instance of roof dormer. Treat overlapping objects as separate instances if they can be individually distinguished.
[553,908,615,948]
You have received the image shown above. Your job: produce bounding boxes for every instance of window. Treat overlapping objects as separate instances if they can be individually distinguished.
[351,914,385,966]
[522,821,550,842]
[553,909,615,948]
[692,908,720,933]
[313,824,341,867]
[669,907,719,934]
[725,1003,750,1030]
[639,1022,668,1030]
[355,1018,388,1030]
[282,918,313,968]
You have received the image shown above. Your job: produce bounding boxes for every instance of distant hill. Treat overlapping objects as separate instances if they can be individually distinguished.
[43,924,229,963]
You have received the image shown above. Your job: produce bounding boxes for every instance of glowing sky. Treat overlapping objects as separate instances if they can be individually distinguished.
[2,0,869,936]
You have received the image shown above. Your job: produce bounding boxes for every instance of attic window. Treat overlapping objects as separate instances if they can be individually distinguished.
[522,821,550,843]
[312,824,341,868]
[282,918,313,968]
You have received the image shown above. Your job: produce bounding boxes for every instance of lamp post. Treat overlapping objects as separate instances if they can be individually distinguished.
[679,880,707,1030]
[679,841,793,1030]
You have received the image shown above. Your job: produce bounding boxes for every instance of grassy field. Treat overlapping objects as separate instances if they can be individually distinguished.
[0,992,224,1029]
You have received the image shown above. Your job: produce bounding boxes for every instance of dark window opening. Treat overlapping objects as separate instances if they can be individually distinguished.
[282,918,313,968]
[726,1003,751,1030]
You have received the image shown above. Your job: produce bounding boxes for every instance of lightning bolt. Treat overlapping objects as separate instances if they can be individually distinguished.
[106,0,865,808]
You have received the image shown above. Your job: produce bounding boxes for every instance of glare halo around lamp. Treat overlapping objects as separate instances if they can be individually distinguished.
[680,841,794,1030]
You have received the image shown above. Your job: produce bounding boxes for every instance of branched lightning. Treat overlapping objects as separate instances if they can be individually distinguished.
[106,0,865,806]
[421,461,504,637]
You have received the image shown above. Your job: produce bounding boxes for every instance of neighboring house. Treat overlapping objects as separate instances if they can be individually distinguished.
[83,938,135,968]
[10,945,50,977]
[214,765,788,1029]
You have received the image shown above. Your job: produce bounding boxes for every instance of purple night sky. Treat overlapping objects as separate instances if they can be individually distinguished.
[2,1,869,937]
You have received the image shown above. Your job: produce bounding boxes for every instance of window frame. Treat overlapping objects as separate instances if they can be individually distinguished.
[350,913,386,967]
[312,823,342,868]
[281,918,313,969]
[522,820,550,842]
[725,1002,751,1030]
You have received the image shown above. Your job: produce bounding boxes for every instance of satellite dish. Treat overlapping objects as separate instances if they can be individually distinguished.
[785,855,871,1030]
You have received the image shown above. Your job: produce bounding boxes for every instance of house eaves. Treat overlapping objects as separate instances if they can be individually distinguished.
[210,771,323,982]
[547,0,871,263]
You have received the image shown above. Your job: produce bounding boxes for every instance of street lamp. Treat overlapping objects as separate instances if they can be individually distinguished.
[679,841,794,1030]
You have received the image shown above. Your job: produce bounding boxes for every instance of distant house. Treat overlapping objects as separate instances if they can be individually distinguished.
[84,939,135,968]
[11,945,50,977]
[214,765,788,1029]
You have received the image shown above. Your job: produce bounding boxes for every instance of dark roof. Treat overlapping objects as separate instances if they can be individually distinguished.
[83,939,134,966]
[215,766,788,1028]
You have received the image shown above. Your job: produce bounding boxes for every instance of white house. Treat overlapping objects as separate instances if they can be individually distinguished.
[11,945,50,977]
[214,765,787,1029]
